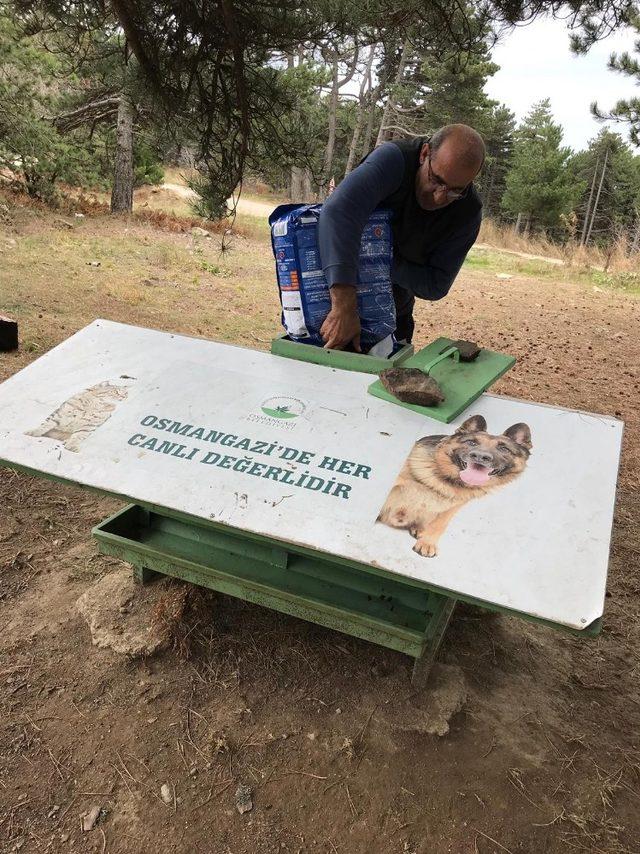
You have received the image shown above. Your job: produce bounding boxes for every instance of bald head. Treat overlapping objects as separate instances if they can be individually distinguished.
[430,124,486,171]
[415,123,485,211]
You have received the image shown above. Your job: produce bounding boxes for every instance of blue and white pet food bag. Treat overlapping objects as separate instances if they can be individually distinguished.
[269,204,396,355]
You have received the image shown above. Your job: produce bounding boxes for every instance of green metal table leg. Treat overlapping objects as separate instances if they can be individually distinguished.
[134,564,159,584]
[411,596,457,688]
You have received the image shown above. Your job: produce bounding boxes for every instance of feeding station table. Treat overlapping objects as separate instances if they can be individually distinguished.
[0,320,623,685]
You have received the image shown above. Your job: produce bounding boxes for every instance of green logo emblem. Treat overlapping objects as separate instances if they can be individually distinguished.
[260,396,306,419]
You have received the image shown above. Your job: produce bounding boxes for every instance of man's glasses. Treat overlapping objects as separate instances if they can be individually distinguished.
[426,155,469,201]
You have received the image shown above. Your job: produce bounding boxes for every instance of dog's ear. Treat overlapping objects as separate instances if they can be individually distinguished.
[504,423,532,450]
[456,414,487,434]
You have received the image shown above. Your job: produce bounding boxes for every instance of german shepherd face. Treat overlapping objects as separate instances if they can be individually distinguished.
[420,414,532,493]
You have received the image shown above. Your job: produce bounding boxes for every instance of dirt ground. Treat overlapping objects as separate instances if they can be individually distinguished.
[1,194,640,854]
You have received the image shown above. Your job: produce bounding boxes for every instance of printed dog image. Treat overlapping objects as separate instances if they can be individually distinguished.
[377,414,532,558]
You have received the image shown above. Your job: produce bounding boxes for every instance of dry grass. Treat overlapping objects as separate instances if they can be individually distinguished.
[0,189,282,361]
[479,217,640,274]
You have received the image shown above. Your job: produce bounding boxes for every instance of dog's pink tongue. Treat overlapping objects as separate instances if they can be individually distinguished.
[460,463,491,486]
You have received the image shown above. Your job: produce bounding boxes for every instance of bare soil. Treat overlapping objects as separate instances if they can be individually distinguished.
[1,195,640,854]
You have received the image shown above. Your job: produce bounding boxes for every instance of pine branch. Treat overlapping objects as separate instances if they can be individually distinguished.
[53,95,121,132]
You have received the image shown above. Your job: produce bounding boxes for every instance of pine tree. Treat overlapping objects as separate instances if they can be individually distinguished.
[590,14,640,145]
[475,104,516,217]
[501,100,583,236]
[569,129,640,246]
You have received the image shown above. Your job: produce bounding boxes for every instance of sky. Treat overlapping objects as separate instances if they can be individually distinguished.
[484,15,639,151]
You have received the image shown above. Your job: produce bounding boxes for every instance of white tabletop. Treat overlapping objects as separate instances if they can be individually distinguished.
[0,320,623,630]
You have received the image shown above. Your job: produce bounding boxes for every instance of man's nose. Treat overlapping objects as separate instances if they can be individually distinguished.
[469,449,493,465]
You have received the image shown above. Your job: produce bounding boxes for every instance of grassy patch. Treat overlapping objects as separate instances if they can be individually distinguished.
[591,269,640,295]
[0,212,282,354]
[465,246,640,296]
[465,248,562,279]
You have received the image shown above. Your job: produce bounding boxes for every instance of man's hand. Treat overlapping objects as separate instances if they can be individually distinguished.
[320,284,361,351]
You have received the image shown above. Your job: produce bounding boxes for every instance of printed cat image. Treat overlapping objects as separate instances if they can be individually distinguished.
[27,381,129,452]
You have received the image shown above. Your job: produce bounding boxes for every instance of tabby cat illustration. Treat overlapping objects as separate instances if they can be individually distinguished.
[27,381,129,452]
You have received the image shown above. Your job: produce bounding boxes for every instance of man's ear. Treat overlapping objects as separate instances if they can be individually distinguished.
[419,143,429,165]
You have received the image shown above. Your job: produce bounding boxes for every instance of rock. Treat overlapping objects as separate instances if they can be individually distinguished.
[160,784,173,805]
[450,340,481,362]
[75,567,170,657]
[379,368,444,406]
[191,226,211,238]
[0,314,18,352]
[495,272,512,280]
[82,805,101,832]
[74,212,86,218]
[235,783,253,814]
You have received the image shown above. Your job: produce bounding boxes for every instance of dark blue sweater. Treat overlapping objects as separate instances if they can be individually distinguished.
[318,142,482,301]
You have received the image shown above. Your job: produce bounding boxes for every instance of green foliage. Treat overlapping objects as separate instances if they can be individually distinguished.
[501,100,584,235]
[591,14,640,146]
[475,104,516,216]
[592,269,640,293]
[0,13,120,198]
[0,15,66,201]
[134,136,164,187]
[188,170,229,221]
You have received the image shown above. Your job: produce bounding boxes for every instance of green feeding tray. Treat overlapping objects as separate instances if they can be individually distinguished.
[270,334,414,375]
[367,337,516,423]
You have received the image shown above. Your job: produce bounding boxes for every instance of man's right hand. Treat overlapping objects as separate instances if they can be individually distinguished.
[320,284,361,351]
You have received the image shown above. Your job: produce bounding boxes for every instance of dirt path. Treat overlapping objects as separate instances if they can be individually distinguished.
[1,197,639,854]
[160,181,196,198]
[474,242,565,265]
[161,178,566,264]
[161,182,279,219]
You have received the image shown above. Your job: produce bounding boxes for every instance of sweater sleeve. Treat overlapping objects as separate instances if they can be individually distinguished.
[318,143,405,287]
[392,210,482,300]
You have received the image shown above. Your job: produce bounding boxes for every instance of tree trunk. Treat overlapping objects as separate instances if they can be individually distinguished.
[483,162,496,215]
[290,166,304,201]
[514,212,522,234]
[319,54,339,199]
[585,148,608,246]
[110,94,134,214]
[344,46,376,177]
[286,51,304,201]
[360,75,383,158]
[580,155,600,246]
[302,167,313,202]
[375,39,410,147]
